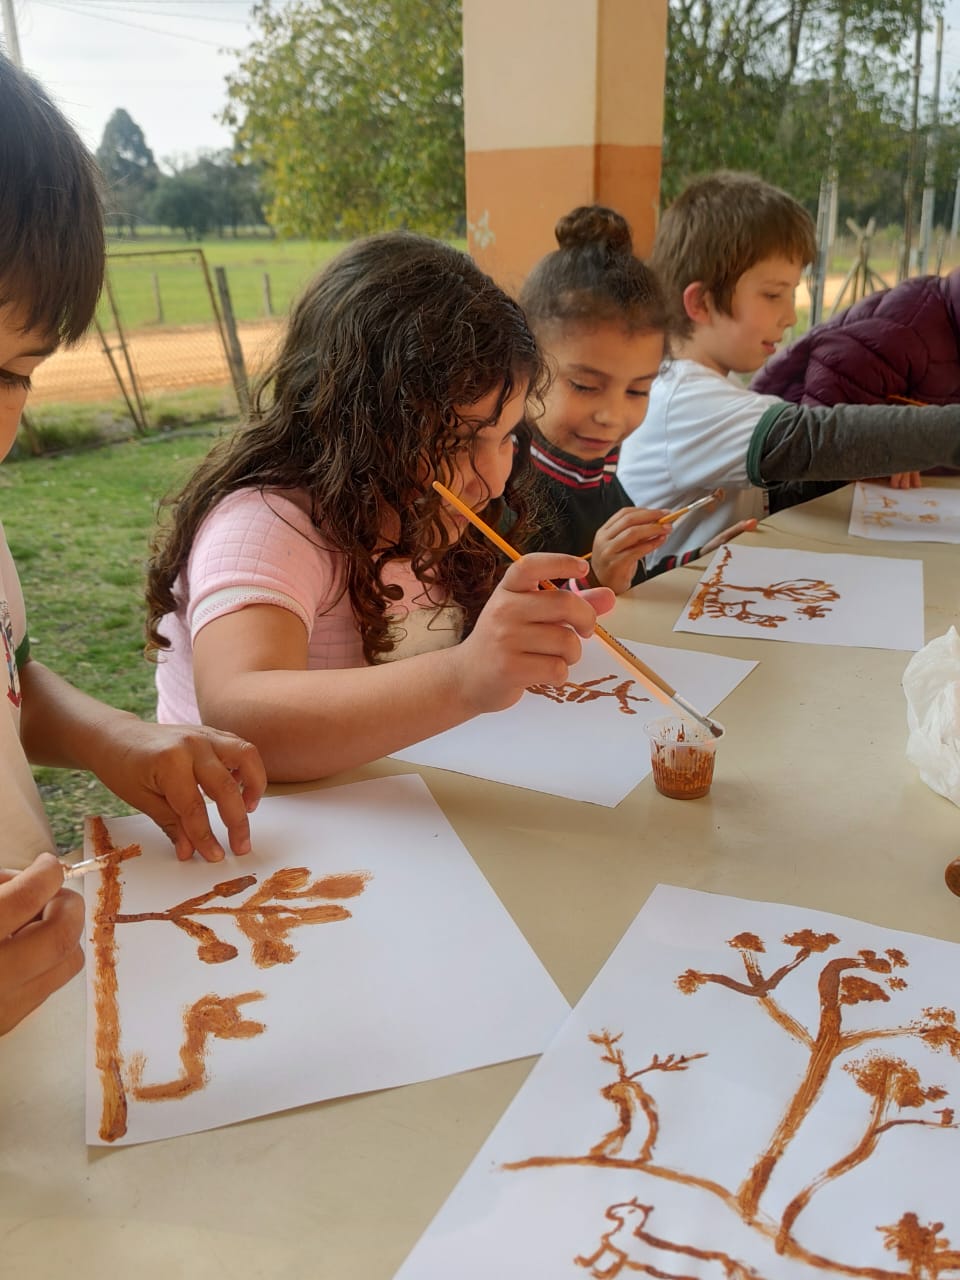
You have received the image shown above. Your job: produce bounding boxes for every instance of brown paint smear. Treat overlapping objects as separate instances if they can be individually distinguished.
[506,928,960,1277]
[527,675,651,716]
[687,545,840,629]
[89,824,373,1140]
[128,992,265,1101]
[89,816,143,1143]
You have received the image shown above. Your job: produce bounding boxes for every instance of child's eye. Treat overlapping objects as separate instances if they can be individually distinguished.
[0,370,31,391]
[626,389,650,399]
[569,380,598,394]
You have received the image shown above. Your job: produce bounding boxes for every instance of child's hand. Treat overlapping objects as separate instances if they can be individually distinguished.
[589,508,670,595]
[456,553,615,711]
[0,854,84,1035]
[90,722,267,863]
[700,518,759,556]
[888,471,923,489]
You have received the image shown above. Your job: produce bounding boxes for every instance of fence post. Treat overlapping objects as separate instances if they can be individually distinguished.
[262,272,273,317]
[214,265,250,415]
[152,272,164,324]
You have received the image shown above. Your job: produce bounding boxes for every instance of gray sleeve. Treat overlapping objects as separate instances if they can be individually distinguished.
[748,401,960,485]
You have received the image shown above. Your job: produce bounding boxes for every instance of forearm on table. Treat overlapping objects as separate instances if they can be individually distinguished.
[752,401,960,484]
[194,648,480,782]
[18,660,138,772]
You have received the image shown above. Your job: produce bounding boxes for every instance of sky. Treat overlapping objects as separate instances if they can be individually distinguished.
[7,0,960,171]
[4,0,256,166]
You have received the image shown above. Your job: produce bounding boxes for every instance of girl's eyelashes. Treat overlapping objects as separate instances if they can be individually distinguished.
[0,370,31,391]
[569,380,599,394]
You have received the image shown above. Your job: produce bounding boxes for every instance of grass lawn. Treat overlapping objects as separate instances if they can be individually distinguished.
[1,429,219,852]
[101,233,467,331]
[102,236,346,330]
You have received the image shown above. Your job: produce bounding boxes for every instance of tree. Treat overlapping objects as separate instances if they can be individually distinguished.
[661,0,945,223]
[96,108,159,237]
[222,0,464,238]
[149,152,266,239]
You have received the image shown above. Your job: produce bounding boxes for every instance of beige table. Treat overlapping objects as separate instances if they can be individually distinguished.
[3,484,958,1279]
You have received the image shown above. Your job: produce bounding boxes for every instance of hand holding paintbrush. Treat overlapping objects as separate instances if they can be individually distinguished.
[433,482,725,739]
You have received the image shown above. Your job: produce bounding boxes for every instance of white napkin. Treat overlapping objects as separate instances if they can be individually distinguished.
[904,625,960,807]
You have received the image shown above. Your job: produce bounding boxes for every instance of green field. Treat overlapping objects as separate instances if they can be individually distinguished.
[2,430,220,851]
[102,234,467,331]
[102,235,346,330]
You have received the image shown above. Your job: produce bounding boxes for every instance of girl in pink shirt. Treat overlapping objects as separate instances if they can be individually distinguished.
[147,233,614,782]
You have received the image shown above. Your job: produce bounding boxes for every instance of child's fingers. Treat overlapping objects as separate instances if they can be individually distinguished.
[577,586,616,617]
[499,552,589,591]
[604,506,670,532]
[0,853,66,937]
[0,891,85,1035]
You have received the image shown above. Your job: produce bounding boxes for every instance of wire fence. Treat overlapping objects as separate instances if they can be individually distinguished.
[25,248,284,451]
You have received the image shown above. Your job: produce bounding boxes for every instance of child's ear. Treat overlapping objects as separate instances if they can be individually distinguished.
[682,282,713,326]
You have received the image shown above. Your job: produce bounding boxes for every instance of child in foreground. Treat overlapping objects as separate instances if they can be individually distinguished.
[520,204,756,593]
[0,54,267,1036]
[616,171,960,566]
[146,234,614,781]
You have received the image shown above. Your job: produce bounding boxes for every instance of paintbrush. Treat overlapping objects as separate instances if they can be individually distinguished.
[62,847,142,879]
[432,481,725,739]
[657,488,725,526]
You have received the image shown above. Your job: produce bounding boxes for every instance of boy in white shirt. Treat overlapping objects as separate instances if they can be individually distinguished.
[617,171,960,567]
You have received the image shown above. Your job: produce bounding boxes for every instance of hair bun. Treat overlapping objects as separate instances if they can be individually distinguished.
[555,205,633,255]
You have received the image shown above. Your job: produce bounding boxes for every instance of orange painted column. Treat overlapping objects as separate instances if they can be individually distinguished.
[462,0,667,293]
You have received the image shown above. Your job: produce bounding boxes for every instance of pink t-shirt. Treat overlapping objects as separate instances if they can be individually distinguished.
[155,488,463,724]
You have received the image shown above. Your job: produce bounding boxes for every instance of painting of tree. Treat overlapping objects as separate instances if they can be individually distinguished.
[503,923,960,1277]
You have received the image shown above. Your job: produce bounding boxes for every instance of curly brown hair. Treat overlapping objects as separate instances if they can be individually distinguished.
[146,232,548,663]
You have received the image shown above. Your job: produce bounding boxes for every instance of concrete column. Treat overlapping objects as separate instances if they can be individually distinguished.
[462,0,667,292]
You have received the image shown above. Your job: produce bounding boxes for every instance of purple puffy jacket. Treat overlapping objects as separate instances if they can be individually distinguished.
[752,270,960,407]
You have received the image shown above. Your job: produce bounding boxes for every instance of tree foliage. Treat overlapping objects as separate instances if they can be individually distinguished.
[96,108,160,237]
[149,152,266,239]
[662,0,950,226]
[222,0,464,238]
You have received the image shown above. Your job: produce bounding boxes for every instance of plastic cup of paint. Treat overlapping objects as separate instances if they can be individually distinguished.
[644,716,718,800]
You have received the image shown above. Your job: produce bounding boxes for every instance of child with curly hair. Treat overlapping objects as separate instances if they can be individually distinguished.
[146,233,614,781]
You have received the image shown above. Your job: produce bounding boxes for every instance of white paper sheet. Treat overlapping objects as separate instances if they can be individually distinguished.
[396,885,960,1280]
[82,774,569,1146]
[392,638,755,806]
[849,481,960,543]
[674,543,924,651]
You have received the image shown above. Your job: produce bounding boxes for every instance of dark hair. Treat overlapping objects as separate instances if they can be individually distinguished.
[0,54,105,343]
[652,171,816,338]
[146,232,548,663]
[520,205,673,339]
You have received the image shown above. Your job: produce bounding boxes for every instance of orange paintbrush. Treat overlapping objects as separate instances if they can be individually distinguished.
[657,488,725,526]
[432,481,725,739]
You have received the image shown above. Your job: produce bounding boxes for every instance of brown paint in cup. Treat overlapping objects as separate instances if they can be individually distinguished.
[645,716,718,800]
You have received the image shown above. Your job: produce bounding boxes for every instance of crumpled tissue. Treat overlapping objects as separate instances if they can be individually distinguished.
[903,625,960,807]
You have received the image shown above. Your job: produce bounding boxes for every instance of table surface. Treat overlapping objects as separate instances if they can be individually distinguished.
[4,483,959,1279]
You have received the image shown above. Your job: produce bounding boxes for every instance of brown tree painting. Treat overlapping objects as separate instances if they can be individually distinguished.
[527,675,652,716]
[849,483,960,545]
[675,545,924,650]
[686,545,841,630]
[498,918,960,1278]
[88,815,372,1143]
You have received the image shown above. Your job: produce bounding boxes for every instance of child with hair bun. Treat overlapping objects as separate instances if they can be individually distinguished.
[521,205,755,594]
